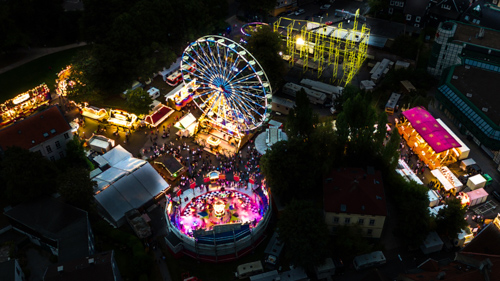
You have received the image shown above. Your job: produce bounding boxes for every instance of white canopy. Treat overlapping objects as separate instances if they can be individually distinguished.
[101,145,132,166]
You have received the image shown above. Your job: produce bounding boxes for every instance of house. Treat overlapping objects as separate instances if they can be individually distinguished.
[43,250,122,281]
[428,0,470,25]
[460,0,500,30]
[0,259,25,281]
[4,197,95,262]
[403,0,430,28]
[323,167,387,238]
[388,0,406,17]
[0,105,74,161]
[91,145,169,227]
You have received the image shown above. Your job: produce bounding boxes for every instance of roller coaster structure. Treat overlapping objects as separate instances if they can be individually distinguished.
[273,9,370,86]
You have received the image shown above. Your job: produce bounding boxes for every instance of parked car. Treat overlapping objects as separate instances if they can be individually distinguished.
[295,9,305,16]
[320,4,331,10]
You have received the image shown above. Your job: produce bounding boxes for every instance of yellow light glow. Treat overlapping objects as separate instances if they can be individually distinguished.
[296,37,305,45]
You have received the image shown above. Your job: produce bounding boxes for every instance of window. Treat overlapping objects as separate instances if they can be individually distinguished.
[55,141,61,149]
[369,219,375,226]
[390,0,395,5]
[388,7,393,14]
[50,156,55,162]
[416,16,421,23]
[64,133,70,139]
[367,229,373,236]
[406,14,412,21]
[344,217,351,224]
[46,145,52,153]
[333,217,339,224]
[358,219,364,225]
[59,151,65,158]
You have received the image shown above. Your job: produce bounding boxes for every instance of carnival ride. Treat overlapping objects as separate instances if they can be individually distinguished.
[181,35,272,152]
[273,9,370,84]
[240,22,269,37]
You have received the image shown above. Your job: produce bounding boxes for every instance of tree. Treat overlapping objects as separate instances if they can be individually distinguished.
[333,225,373,261]
[240,0,276,14]
[61,136,92,170]
[436,198,468,239]
[126,87,153,115]
[278,200,330,271]
[286,89,316,140]
[57,167,96,211]
[245,25,286,87]
[0,147,58,204]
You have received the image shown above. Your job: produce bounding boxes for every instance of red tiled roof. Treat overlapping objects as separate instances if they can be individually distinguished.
[0,105,71,151]
[145,105,173,127]
[323,168,387,216]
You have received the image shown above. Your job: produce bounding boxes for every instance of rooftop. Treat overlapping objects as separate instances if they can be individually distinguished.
[453,21,500,51]
[323,168,387,216]
[0,105,71,151]
[450,65,500,125]
[43,251,117,281]
[4,197,91,262]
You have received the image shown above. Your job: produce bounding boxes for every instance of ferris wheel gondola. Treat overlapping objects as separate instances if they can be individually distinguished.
[181,35,272,134]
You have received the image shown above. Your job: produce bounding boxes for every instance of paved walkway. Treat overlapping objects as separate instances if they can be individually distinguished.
[0,43,87,75]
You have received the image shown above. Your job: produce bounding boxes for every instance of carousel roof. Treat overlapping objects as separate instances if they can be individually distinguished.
[402,107,461,153]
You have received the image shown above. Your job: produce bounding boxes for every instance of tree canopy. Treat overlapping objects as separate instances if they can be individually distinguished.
[125,88,153,115]
[435,198,468,239]
[245,25,286,87]
[286,89,316,140]
[278,200,330,271]
[57,167,96,211]
[0,147,58,204]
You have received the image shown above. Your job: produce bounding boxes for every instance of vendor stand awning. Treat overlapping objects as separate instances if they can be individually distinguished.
[431,166,463,193]
[402,107,460,153]
[144,104,174,127]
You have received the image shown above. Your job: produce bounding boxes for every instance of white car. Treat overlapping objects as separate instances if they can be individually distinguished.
[330,106,337,115]
[295,9,305,16]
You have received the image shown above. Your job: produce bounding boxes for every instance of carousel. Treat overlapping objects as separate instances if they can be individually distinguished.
[396,107,461,170]
[0,84,51,127]
[180,35,272,155]
[164,171,271,260]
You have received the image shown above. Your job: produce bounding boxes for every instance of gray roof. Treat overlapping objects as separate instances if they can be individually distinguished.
[404,0,430,16]
[461,0,500,31]
[94,163,169,226]
[0,260,16,281]
[4,197,91,262]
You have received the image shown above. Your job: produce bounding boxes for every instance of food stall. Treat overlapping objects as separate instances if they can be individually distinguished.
[81,104,108,121]
[0,84,51,126]
[166,80,198,110]
[144,104,174,127]
[431,166,463,195]
[396,159,424,185]
[466,188,488,207]
[397,107,461,170]
[55,65,75,96]
[174,113,198,137]
[467,174,487,190]
[107,109,137,128]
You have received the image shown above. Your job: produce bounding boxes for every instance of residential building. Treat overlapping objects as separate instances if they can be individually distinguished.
[323,167,387,238]
[428,0,470,25]
[403,0,429,28]
[0,259,25,281]
[428,21,500,77]
[91,145,169,227]
[460,0,500,30]
[388,0,406,16]
[0,105,74,161]
[436,64,500,164]
[4,197,95,262]
[43,251,122,281]
[272,0,297,17]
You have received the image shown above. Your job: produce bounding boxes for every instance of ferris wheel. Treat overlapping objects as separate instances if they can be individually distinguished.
[181,35,272,133]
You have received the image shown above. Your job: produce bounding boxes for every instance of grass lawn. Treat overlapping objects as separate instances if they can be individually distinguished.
[0,46,89,102]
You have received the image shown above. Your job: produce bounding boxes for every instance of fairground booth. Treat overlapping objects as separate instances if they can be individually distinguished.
[397,107,462,170]
[0,84,51,127]
[55,65,75,96]
[107,109,137,128]
[165,80,197,111]
[81,103,108,121]
[144,104,174,128]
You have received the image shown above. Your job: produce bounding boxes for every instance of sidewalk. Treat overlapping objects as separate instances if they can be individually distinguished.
[0,43,87,75]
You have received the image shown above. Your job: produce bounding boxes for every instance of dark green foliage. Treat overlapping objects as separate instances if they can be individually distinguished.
[245,25,286,87]
[57,167,96,211]
[391,35,421,60]
[278,200,330,271]
[60,136,90,170]
[125,88,153,115]
[0,147,58,204]
[332,225,373,261]
[436,198,468,239]
[286,89,316,139]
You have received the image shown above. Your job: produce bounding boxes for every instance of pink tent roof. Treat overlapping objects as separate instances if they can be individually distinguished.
[466,188,488,201]
[402,107,460,153]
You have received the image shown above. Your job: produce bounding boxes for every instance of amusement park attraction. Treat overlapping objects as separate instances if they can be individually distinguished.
[273,9,370,85]
[180,35,272,155]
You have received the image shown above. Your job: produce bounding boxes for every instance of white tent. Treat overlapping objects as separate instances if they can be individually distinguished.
[91,146,169,227]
